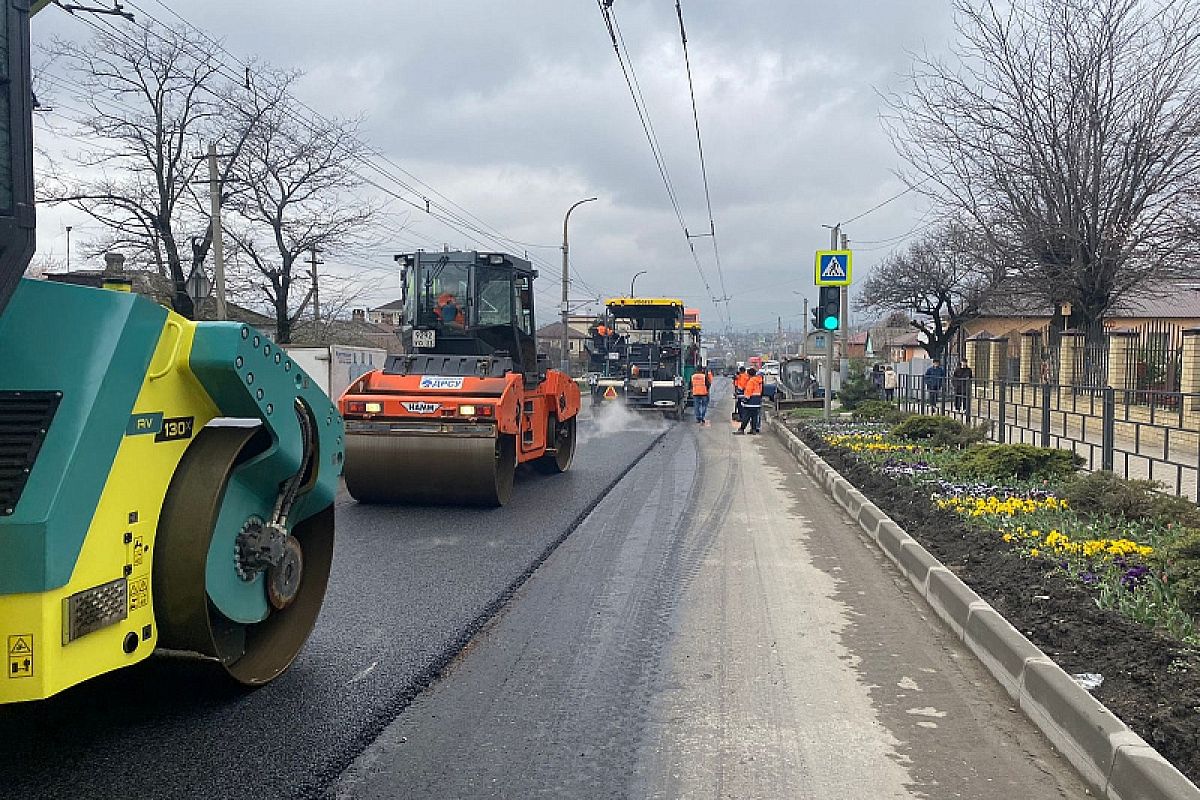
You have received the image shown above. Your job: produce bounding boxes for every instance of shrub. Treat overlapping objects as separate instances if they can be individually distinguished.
[954,443,1083,481]
[1063,470,1158,520]
[851,400,910,424]
[1150,494,1200,531]
[1163,529,1200,617]
[891,414,988,448]
[1064,470,1200,529]
[837,358,877,411]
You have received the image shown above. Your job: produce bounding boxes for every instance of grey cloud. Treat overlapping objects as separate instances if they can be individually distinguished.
[32,0,956,327]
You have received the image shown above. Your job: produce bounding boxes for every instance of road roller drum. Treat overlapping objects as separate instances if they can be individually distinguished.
[345,428,518,506]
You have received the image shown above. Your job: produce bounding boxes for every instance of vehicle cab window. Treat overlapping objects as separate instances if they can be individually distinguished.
[515,275,534,335]
[474,266,514,327]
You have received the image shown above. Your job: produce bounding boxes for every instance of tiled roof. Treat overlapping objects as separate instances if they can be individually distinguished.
[1113,286,1200,318]
[536,322,588,339]
[979,282,1200,318]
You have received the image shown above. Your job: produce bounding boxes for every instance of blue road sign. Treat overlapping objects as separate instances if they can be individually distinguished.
[815,250,853,286]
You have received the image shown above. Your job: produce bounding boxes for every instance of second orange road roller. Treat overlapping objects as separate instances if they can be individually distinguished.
[338,251,581,506]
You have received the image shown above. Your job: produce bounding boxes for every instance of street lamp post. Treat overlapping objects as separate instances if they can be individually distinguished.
[65,225,71,271]
[630,269,647,297]
[561,196,597,375]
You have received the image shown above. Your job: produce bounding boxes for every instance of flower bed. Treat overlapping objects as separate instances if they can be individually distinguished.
[806,419,1195,643]
[789,415,1200,786]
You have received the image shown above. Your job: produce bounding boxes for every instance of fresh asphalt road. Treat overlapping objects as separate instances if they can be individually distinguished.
[0,401,672,800]
[1,384,1091,799]
[336,390,1090,800]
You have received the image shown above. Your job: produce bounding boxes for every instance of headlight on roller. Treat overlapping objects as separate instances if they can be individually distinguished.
[365,402,383,413]
[458,404,476,416]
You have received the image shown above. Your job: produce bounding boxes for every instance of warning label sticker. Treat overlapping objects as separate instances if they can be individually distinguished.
[129,577,149,612]
[603,386,619,400]
[8,634,33,679]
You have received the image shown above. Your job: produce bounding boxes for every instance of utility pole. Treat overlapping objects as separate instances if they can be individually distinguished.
[840,230,850,379]
[206,143,228,320]
[309,247,322,342]
[801,296,808,356]
[561,197,597,375]
[630,269,647,297]
[826,223,841,421]
[64,225,71,271]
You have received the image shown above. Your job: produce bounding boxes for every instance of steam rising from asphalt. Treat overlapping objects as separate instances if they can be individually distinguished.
[577,401,669,444]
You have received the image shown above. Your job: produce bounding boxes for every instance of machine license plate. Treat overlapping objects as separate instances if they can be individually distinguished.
[413,329,436,349]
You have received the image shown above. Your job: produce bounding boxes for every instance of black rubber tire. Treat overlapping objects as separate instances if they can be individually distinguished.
[533,416,576,474]
[490,434,518,506]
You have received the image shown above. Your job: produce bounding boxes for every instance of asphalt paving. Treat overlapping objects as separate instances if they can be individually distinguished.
[1,382,1091,799]
[0,402,673,800]
[336,390,1090,800]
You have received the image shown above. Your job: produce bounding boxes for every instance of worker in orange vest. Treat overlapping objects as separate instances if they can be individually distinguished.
[735,368,764,435]
[690,362,713,425]
[732,366,748,423]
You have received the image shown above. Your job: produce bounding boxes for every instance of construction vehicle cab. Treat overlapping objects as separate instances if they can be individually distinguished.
[773,355,822,410]
[589,297,686,418]
[586,316,626,386]
[403,250,540,373]
[338,251,580,507]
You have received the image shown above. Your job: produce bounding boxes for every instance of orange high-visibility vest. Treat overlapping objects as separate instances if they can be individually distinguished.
[690,371,709,396]
[746,374,764,397]
[734,372,749,392]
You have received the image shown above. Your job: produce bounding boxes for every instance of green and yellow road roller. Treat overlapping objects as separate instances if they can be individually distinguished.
[1,0,343,703]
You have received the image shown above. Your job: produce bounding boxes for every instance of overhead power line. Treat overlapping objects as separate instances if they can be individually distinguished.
[674,0,731,327]
[839,178,930,227]
[56,1,582,295]
[595,0,728,328]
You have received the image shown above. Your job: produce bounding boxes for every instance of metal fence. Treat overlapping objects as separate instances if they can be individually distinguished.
[975,321,1186,394]
[892,374,1200,501]
[1134,319,1185,393]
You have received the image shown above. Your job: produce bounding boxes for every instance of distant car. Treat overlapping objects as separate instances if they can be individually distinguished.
[761,360,780,376]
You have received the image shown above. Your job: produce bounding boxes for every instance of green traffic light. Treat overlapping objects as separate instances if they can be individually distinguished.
[823,315,839,330]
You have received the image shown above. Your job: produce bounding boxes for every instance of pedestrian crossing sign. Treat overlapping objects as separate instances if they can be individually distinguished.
[815,250,853,286]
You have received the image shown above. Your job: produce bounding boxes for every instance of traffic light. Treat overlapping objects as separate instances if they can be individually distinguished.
[818,285,841,331]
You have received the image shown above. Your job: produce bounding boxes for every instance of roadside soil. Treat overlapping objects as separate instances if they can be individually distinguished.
[790,421,1200,786]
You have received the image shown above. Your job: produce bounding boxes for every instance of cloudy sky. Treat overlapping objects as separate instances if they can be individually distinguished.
[31,0,958,331]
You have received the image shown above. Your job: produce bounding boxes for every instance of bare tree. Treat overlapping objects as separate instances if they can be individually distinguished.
[857,223,1000,360]
[889,0,1200,347]
[38,22,228,317]
[38,21,292,318]
[224,70,377,344]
